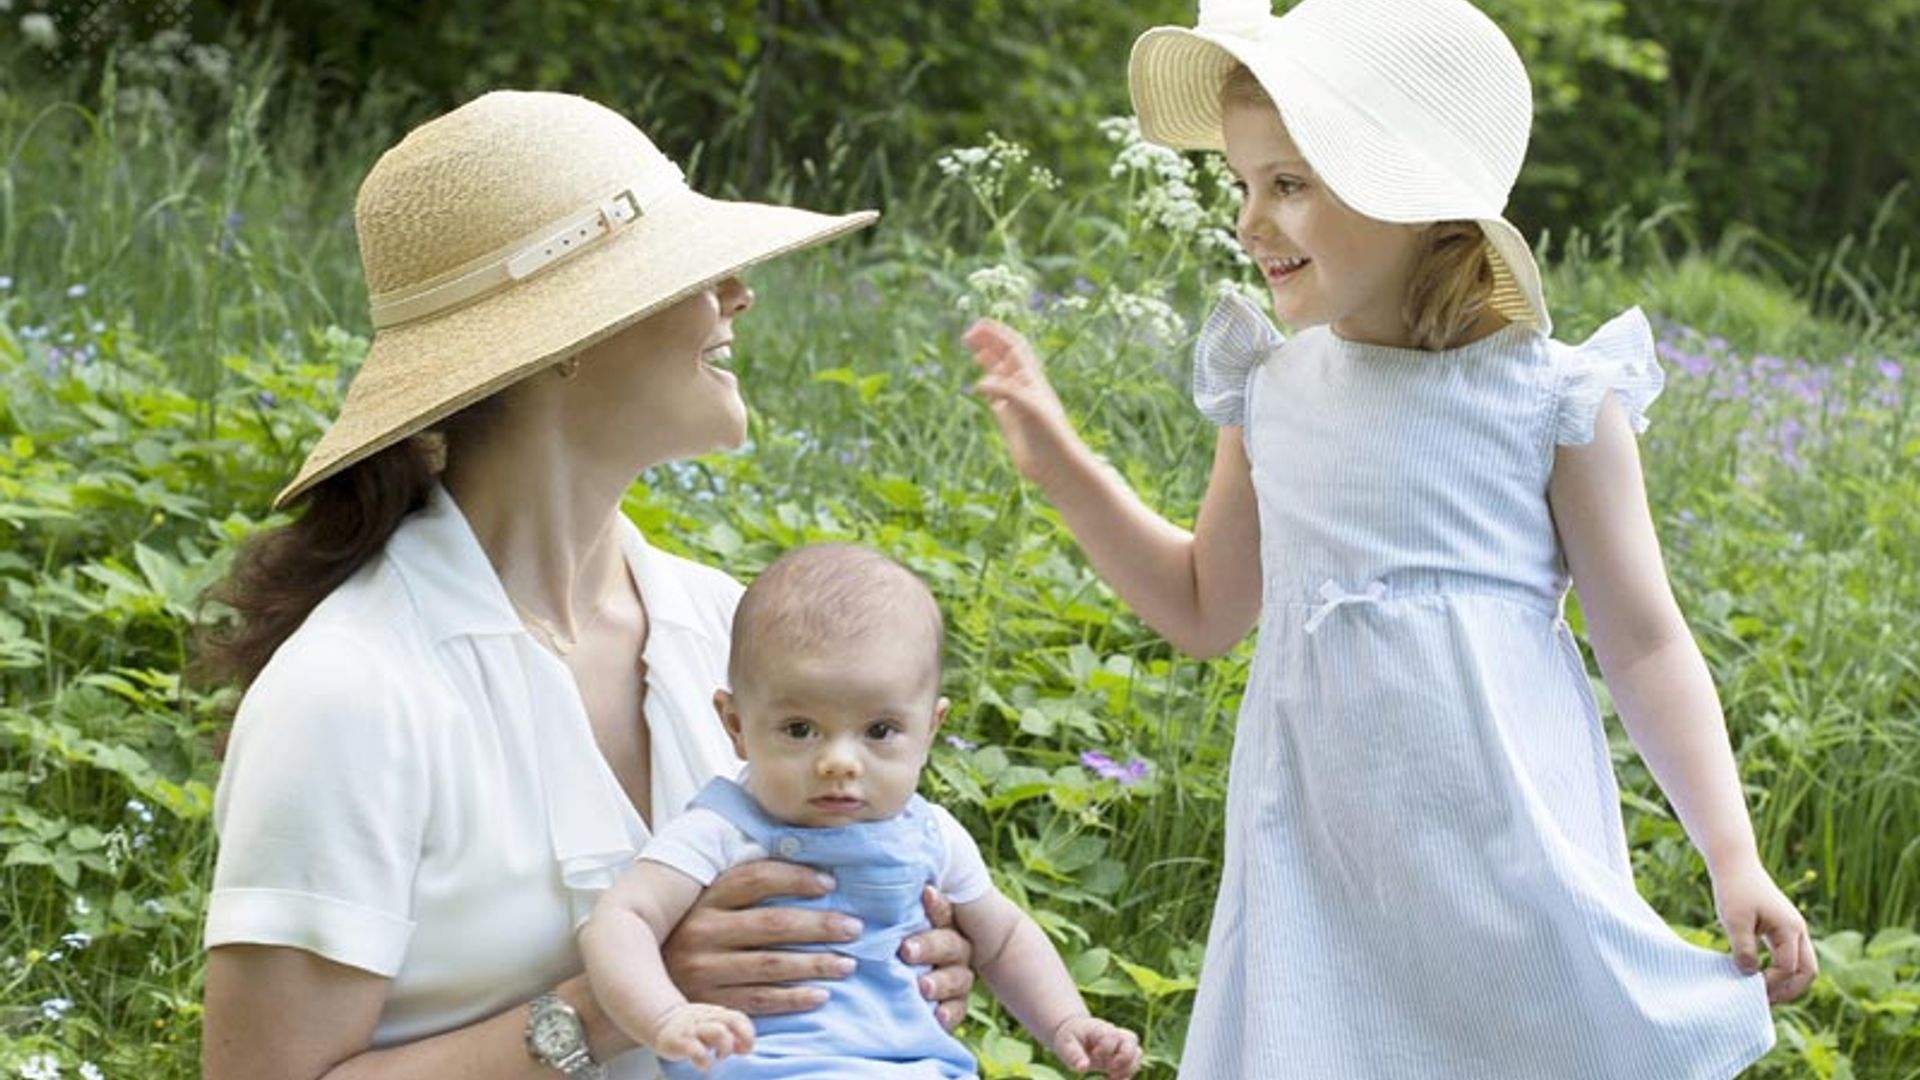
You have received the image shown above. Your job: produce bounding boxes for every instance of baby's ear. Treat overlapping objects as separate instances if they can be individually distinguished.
[713,689,748,758]
[930,696,951,732]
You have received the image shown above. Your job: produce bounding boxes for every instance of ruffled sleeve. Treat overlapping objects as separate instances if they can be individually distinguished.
[1552,307,1666,446]
[1192,291,1285,427]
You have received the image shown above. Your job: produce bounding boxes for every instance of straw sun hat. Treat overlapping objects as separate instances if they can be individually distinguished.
[1130,0,1551,336]
[276,90,878,508]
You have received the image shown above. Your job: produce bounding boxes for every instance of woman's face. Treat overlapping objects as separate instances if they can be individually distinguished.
[572,275,756,461]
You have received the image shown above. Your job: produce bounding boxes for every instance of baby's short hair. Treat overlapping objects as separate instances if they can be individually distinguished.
[728,543,944,691]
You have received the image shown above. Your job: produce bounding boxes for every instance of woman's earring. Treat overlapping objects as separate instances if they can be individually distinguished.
[556,357,581,381]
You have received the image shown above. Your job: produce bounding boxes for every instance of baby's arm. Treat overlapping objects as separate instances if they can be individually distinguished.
[965,319,1261,658]
[954,892,1142,1078]
[1550,394,1816,1004]
[580,861,755,1069]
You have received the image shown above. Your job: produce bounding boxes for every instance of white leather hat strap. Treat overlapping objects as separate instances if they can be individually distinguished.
[368,166,687,330]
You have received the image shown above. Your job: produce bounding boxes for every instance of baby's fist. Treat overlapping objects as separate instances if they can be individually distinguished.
[1051,1015,1143,1079]
[653,1002,754,1072]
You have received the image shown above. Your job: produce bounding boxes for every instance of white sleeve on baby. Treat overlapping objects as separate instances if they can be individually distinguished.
[637,807,763,886]
[927,803,995,905]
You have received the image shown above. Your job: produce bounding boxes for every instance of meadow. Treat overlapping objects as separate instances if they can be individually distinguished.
[2,37,1917,1080]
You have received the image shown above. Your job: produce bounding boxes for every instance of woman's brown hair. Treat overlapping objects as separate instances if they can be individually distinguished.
[191,439,437,693]
[1218,64,1498,351]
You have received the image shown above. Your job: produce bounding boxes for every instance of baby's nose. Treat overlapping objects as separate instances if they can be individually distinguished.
[817,741,862,777]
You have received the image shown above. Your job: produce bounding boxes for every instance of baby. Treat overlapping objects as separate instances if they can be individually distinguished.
[582,542,1142,1079]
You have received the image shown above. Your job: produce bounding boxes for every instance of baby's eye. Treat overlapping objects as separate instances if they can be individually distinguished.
[779,719,817,739]
[865,721,902,741]
[1274,176,1306,196]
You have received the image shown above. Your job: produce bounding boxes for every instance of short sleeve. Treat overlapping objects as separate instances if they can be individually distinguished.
[928,805,993,905]
[637,807,758,887]
[1192,291,1285,427]
[205,628,431,977]
[1552,307,1665,446]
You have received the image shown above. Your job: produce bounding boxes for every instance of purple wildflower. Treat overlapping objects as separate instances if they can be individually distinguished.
[1080,750,1151,785]
[944,735,977,752]
[1776,418,1804,471]
[255,391,278,408]
[1878,358,1904,383]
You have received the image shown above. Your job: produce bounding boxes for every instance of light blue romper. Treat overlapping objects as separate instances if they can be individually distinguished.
[661,778,978,1080]
[1177,294,1776,1079]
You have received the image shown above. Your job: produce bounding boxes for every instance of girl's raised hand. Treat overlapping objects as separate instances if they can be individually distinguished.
[1712,860,1818,1003]
[964,318,1082,488]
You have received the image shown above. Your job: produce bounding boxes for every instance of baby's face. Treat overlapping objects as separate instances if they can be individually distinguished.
[716,629,947,828]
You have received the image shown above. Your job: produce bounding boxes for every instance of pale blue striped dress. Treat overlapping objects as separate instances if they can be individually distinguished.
[1178,293,1775,1078]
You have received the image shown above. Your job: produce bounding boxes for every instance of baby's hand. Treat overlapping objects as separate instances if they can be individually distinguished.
[651,1002,755,1072]
[1712,859,1818,1003]
[1050,1014,1143,1079]
[963,319,1081,488]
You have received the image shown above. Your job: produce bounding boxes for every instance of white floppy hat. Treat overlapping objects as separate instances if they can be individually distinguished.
[277,90,878,508]
[1130,0,1550,335]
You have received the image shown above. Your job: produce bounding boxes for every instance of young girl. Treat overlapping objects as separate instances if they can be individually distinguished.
[963,0,1816,1076]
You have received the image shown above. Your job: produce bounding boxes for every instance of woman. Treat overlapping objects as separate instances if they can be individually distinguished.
[197,90,972,1080]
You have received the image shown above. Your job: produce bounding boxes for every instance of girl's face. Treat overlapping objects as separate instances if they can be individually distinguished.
[570,275,755,460]
[1222,102,1426,347]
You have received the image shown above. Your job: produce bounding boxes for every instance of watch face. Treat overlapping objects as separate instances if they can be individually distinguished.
[532,1007,579,1055]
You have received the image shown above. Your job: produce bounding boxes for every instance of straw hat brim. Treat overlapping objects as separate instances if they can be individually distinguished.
[1130,26,1551,334]
[277,192,877,508]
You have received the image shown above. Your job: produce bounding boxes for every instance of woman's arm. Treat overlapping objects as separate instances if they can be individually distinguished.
[966,320,1262,658]
[1550,393,1816,1003]
[202,946,633,1080]
[661,863,975,1028]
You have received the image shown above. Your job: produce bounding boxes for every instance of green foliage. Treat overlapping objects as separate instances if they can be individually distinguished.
[2,32,1918,1080]
[13,0,1914,287]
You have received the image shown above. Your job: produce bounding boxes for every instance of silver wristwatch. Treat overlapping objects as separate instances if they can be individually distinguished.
[525,991,608,1079]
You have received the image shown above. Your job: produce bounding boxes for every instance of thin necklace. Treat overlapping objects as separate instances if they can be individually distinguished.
[506,595,587,657]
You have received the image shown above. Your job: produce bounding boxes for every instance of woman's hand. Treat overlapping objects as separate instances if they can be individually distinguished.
[902,885,976,1031]
[661,861,861,1014]
[1711,858,1818,1003]
[964,319,1085,490]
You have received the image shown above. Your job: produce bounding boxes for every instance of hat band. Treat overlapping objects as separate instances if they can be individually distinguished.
[367,167,688,330]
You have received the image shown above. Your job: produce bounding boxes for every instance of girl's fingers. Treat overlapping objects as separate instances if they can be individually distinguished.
[1726,914,1760,974]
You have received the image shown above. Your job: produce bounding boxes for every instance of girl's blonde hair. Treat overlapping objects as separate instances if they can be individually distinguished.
[1217,65,1498,351]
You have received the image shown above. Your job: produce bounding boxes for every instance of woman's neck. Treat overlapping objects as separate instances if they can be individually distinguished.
[440,379,648,633]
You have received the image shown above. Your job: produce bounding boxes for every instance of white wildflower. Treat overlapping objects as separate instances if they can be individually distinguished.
[959,264,1035,322]
[20,1054,61,1080]
[19,13,57,50]
[1109,292,1188,345]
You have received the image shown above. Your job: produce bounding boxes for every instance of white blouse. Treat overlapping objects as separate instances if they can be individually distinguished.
[205,484,744,1077]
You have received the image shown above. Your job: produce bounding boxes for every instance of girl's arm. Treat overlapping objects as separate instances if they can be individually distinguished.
[202,946,635,1080]
[1549,394,1816,1004]
[965,319,1261,658]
